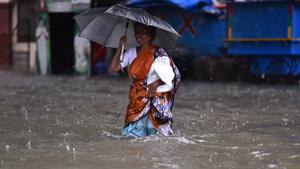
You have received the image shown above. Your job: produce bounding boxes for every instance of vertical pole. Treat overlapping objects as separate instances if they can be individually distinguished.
[27,19,31,71]
[227,4,233,40]
[9,2,13,68]
[87,46,91,78]
[87,1,94,78]
[287,3,292,40]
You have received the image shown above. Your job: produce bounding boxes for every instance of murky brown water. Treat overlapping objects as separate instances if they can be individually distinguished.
[0,70,299,169]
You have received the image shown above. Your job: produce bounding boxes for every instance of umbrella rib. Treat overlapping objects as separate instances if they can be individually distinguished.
[103,17,124,47]
[75,8,108,37]
[74,11,108,35]
[76,14,100,36]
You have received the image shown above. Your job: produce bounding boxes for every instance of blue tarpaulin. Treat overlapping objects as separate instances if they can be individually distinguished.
[125,0,225,56]
[227,0,288,3]
[126,0,212,10]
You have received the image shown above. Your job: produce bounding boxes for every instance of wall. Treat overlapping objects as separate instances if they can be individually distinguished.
[11,2,36,71]
[0,0,10,3]
[0,3,12,69]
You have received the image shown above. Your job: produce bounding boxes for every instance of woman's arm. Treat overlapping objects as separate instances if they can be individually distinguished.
[108,46,122,73]
[108,36,127,73]
[147,80,165,98]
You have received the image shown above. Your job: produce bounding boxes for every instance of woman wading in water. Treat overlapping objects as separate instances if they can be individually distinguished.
[109,22,180,137]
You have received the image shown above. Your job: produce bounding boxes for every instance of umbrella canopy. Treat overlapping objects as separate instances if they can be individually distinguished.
[74,3,180,49]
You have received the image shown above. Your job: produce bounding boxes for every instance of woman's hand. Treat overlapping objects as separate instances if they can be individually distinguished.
[147,80,164,98]
[119,35,127,48]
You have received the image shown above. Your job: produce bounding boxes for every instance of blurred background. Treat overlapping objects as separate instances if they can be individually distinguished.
[0,1,300,169]
[0,0,300,84]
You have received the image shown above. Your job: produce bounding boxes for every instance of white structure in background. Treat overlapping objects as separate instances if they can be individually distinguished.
[48,0,90,12]
[72,0,91,10]
[35,20,49,75]
[72,0,91,3]
[74,33,90,73]
[48,1,72,12]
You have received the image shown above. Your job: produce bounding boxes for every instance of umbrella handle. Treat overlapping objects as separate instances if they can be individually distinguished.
[120,45,124,62]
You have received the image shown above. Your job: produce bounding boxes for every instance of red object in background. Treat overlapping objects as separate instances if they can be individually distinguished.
[91,42,106,75]
[0,3,12,69]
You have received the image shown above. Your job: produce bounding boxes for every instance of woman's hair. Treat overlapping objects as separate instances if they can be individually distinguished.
[134,22,156,42]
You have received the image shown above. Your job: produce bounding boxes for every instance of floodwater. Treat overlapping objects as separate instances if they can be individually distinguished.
[0,70,299,169]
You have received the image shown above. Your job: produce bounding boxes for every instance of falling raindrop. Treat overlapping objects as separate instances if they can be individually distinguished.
[208,154,213,162]
[26,141,32,150]
[72,148,76,162]
[116,111,121,118]
[268,164,278,168]
[70,104,75,111]
[66,144,70,152]
[5,145,10,152]
[216,121,220,127]
[24,109,29,121]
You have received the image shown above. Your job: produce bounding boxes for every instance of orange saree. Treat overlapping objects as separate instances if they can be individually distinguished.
[121,45,179,137]
[124,44,159,129]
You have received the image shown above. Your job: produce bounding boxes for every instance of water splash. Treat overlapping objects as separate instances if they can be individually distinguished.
[226,146,239,150]
[136,136,161,143]
[251,151,271,160]
[102,131,122,139]
[268,164,278,168]
[288,154,300,159]
[195,139,208,143]
[3,112,7,118]
[5,144,10,152]
[26,141,32,150]
[23,107,29,121]
[28,127,32,134]
[72,148,76,162]
[209,152,219,163]
[168,136,195,144]
[209,154,213,163]
[66,144,70,152]
[153,162,179,169]
[127,134,196,145]
[281,118,295,127]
